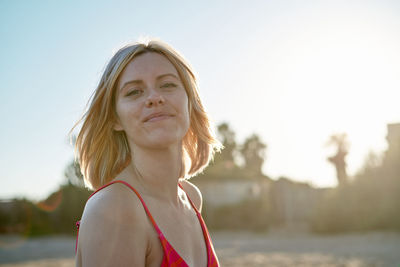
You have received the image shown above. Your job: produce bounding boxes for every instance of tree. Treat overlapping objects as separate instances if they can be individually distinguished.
[65,135,85,188]
[326,133,349,186]
[213,122,237,170]
[240,134,267,176]
[64,159,85,188]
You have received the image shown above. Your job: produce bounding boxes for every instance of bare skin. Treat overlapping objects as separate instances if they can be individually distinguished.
[76,53,209,267]
[76,176,205,267]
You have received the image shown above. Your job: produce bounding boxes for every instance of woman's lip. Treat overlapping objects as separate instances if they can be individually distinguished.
[143,112,172,122]
[146,115,172,122]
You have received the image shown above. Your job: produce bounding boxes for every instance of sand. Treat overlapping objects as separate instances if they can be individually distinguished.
[1,231,399,266]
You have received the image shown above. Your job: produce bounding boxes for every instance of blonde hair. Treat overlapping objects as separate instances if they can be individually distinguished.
[70,38,221,190]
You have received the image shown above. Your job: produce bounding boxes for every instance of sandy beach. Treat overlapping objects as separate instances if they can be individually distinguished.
[1,231,399,266]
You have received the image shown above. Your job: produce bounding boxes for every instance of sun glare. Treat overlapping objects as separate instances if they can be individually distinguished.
[260,7,400,187]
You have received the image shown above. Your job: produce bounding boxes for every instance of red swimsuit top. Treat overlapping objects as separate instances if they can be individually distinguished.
[75,180,219,267]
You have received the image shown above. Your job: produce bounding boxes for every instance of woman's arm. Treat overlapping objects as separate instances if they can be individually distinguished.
[76,184,149,267]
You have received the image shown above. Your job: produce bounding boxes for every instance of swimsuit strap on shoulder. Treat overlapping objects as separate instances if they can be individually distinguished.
[75,180,163,253]
[178,183,200,214]
[77,180,164,236]
[96,180,164,236]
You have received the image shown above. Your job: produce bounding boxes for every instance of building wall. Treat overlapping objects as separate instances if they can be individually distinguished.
[196,180,265,206]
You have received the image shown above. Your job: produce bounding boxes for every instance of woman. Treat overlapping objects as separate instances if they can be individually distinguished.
[72,39,221,266]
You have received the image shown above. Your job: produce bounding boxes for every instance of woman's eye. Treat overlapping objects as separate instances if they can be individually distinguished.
[126,89,142,97]
[161,83,177,89]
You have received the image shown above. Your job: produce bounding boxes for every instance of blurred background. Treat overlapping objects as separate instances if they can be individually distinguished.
[1,0,399,266]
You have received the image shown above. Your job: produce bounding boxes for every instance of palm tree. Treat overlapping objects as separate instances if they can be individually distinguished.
[240,134,267,176]
[326,133,349,186]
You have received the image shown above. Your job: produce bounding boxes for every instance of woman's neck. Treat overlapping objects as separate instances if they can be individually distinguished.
[119,144,183,205]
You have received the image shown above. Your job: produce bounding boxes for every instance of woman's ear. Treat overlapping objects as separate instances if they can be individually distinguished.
[113,119,124,131]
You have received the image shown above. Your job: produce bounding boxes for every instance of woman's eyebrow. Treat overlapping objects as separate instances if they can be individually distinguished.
[156,73,179,80]
[120,80,143,91]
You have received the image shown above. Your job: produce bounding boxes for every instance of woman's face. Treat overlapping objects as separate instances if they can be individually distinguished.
[114,52,190,150]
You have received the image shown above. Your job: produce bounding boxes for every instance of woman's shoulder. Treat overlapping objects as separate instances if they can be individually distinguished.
[83,181,146,222]
[179,179,203,212]
[77,182,150,265]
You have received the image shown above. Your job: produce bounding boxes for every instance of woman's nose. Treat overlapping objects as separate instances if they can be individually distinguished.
[145,90,165,107]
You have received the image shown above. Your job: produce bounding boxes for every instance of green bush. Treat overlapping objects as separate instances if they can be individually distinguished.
[203,198,271,232]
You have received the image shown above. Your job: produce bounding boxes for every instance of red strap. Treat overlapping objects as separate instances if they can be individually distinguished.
[75,179,214,265]
[75,180,164,254]
[94,180,163,235]
[178,183,201,214]
[178,183,214,266]
[75,221,80,253]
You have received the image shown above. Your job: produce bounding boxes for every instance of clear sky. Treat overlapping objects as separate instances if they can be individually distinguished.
[1,0,399,200]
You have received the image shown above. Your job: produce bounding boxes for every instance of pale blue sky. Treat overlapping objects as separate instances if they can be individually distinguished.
[1,0,400,200]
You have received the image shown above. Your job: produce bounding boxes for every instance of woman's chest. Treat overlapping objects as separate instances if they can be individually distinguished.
[145,206,208,267]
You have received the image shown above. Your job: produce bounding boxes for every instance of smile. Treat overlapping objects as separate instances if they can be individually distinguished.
[146,115,172,122]
[143,112,174,122]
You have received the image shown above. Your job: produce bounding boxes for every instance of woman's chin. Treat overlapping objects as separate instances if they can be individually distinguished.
[129,124,188,150]
[142,133,183,149]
